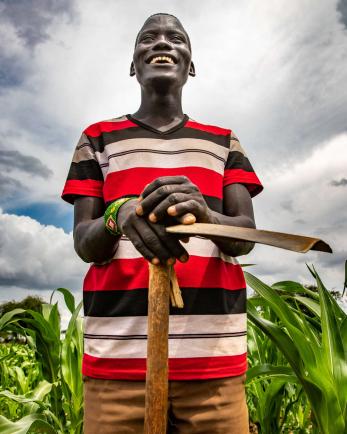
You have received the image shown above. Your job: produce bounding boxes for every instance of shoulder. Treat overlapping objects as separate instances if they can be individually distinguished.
[186,118,236,138]
[82,115,130,137]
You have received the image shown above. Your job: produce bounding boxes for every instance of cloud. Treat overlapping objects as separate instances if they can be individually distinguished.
[0,172,26,200]
[0,0,346,220]
[0,149,52,178]
[337,0,347,29]
[0,0,346,303]
[0,0,76,47]
[330,177,347,187]
[248,133,347,290]
[0,209,88,291]
[0,0,76,89]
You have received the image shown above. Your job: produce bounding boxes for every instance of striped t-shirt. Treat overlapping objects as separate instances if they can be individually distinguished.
[62,114,263,380]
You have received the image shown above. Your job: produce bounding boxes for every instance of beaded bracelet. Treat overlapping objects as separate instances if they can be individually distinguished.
[104,197,135,236]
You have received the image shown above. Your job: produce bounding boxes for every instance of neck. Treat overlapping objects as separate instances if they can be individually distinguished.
[132,85,184,127]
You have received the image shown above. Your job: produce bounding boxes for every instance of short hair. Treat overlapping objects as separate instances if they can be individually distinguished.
[135,13,191,51]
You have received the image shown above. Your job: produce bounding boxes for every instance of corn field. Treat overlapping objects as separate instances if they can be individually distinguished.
[0,268,346,433]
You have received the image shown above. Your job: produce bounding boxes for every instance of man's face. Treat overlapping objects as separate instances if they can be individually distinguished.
[131,15,195,89]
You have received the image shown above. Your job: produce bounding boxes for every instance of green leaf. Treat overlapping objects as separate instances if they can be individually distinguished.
[50,287,76,314]
[246,364,299,384]
[272,280,319,300]
[290,295,321,317]
[0,414,57,434]
[0,309,26,330]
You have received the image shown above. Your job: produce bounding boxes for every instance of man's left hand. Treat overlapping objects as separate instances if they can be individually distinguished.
[136,176,214,224]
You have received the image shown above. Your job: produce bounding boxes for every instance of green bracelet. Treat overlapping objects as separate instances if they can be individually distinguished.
[104,197,135,236]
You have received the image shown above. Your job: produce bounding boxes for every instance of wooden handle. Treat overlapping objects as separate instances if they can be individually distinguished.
[144,263,170,434]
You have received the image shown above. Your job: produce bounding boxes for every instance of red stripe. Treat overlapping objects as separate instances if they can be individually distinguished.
[61,179,104,202]
[223,168,261,186]
[84,120,137,137]
[82,353,247,380]
[223,169,263,194]
[83,256,245,292]
[185,120,231,136]
[103,167,223,203]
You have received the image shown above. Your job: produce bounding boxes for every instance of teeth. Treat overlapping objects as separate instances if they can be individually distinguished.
[150,56,174,64]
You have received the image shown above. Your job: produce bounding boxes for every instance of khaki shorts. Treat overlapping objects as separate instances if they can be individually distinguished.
[83,375,249,434]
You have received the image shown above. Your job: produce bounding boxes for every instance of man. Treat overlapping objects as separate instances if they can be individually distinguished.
[62,13,262,434]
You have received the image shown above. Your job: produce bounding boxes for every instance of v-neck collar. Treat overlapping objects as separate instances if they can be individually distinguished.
[126,114,189,135]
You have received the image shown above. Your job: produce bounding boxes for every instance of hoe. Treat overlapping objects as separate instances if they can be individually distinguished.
[144,223,332,434]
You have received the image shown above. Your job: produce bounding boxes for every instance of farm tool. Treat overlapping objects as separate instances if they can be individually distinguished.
[144,223,332,434]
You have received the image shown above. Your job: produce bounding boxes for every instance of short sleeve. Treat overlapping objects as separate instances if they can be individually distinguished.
[223,133,263,197]
[61,132,104,204]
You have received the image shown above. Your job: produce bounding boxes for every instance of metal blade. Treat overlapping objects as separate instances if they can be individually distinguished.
[166,224,332,253]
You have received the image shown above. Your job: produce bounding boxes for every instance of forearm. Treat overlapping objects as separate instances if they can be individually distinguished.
[207,210,255,257]
[74,216,120,263]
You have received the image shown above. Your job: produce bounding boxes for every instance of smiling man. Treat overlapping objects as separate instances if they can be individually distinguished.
[62,13,263,434]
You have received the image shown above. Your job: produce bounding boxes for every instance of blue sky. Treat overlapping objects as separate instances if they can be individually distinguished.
[0,0,346,323]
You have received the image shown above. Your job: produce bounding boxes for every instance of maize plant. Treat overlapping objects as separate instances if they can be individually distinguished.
[0,288,83,433]
[0,267,346,433]
[245,267,347,434]
[247,309,312,433]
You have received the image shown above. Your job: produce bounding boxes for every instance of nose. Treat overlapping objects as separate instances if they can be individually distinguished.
[152,35,172,51]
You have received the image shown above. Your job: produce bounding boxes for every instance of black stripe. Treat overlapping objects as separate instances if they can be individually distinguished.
[83,288,246,317]
[83,331,246,340]
[225,151,254,172]
[67,160,104,181]
[88,127,229,153]
[76,142,93,151]
[99,148,226,167]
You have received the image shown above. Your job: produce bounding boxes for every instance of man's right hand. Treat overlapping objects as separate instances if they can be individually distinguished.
[117,199,189,265]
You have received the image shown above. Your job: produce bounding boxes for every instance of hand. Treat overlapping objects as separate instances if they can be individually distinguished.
[117,199,189,265]
[135,176,214,224]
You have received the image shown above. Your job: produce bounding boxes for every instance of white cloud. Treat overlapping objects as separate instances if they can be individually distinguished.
[1,0,347,212]
[248,133,347,290]
[0,210,88,290]
[0,0,346,300]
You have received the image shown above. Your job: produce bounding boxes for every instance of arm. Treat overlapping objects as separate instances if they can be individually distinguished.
[73,195,188,264]
[73,196,120,263]
[206,183,256,256]
[136,176,256,257]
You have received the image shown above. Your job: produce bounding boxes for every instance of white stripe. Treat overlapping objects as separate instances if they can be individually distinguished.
[229,138,246,156]
[73,144,96,163]
[97,138,229,162]
[84,313,246,336]
[96,138,228,177]
[110,236,238,264]
[84,335,246,359]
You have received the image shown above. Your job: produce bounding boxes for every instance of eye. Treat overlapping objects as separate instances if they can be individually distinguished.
[140,34,155,43]
[171,35,185,42]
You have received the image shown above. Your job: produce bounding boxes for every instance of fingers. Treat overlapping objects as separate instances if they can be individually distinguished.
[131,218,189,264]
[137,185,195,219]
[147,191,193,222]
[150,224,189,263]
[128,226,159,264]
[134,218,172,263]
[119,199,189,264]
[140,176,190,199]
[177,214,196,225]
[167,200,204,221]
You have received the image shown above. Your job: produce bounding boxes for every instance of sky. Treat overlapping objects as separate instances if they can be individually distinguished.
[0,0,346,324]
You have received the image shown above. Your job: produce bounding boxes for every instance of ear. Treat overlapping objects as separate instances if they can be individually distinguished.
[130,61,136,77]
[189,61,196,77]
